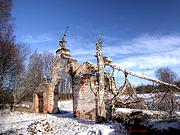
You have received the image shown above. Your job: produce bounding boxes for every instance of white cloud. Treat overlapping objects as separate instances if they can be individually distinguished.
[103,34,180,56]
[71,48,94,56]
[54,34,180,80]
[66,35,96,63]
[22,34,52,43]
[112,35,180,68]
[119,50,180,69]
[107,34,180,82]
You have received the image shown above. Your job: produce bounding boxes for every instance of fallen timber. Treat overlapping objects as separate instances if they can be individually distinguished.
[106,63,180,90]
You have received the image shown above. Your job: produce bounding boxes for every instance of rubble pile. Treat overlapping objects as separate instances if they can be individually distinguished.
[27,119,53,134]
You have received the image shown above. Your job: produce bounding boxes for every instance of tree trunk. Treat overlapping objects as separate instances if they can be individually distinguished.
[96,39,106,123]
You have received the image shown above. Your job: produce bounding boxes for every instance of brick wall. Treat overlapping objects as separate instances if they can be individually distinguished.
[33,83,58,113]
[72,63,97,120]
[72,63,115,120]
[34,93,39,113]
[51,50,76,101]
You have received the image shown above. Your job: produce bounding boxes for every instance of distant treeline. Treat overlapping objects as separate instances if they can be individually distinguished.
[136,81,180,93]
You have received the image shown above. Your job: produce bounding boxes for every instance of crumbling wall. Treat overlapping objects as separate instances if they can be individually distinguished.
[52,46,77,101]
[33,83,58,113]
[72,62,115,120]
[52,57,72,97]
[72,63,96,120]
[104,75,116,120]
[33,94,39,113]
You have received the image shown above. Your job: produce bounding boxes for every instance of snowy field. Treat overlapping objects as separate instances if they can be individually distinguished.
[1,100,179,135]
[0,100,126,135]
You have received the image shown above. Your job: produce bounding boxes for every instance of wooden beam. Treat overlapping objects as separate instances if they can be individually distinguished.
[108,64,180,90]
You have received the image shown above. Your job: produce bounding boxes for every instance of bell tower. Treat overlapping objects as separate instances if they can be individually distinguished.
[56,26,71,56]
[52,26,77,105]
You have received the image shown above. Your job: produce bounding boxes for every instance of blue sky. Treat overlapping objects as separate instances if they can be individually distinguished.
[13,0,180,85]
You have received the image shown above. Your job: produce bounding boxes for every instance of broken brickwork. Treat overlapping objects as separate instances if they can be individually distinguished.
[33,34,115,120]
[51,33,77,101]
[71,61,116,120]
[33,80,57,113]
[72,62,97,120]
[32,31,180,120]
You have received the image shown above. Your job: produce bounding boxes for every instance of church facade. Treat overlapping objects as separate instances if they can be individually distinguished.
[33,33,114,120]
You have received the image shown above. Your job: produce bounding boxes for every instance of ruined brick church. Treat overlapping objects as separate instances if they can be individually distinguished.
[33,33,115,120]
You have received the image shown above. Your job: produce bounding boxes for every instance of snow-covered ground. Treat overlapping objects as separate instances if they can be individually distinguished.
[115,108,169,116]
[0,100,126,135]
[1,100,179,134]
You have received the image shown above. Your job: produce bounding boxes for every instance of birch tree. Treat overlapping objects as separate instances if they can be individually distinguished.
[96,38,106,123]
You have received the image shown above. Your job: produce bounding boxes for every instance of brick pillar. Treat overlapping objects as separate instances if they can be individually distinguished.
[34,93,39,113]
[43,92,48,113]
[48,84,54,113]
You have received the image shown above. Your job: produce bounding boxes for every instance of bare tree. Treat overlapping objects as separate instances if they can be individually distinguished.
[96,39,106,123]
[13,43,29,104]
[42,51,55,81]
[18,51,55,101]
[23,51,44,97]
[0,0,30,108]
[0,0,14,41]
[0,0,14,92]
[155,67,177,83]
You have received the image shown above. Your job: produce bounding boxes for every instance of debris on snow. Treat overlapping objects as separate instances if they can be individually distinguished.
[27,119,53,134]
[0,100,127,135]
